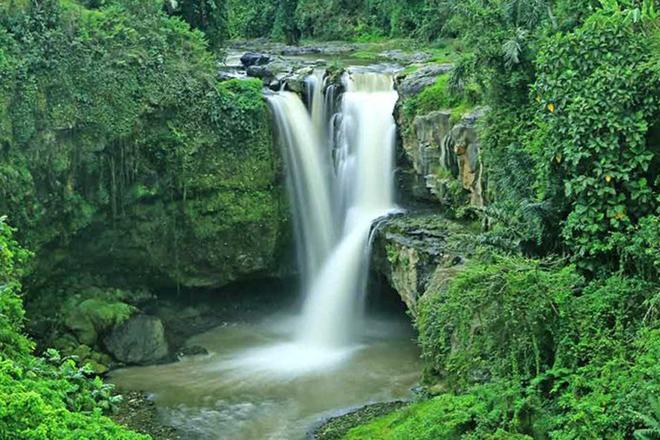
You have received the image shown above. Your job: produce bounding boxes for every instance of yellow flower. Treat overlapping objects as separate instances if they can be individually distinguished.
[555,154,562,163]
[605,175,612,183]
[547,102,555,113]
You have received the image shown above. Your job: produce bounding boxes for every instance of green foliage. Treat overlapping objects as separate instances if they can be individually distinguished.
[403,74,478,123]
[226,0,277,38]
[223,0,450,42]
[357,255,659,439]
[441,0,659,275]
[168,0,230,48]
[0,217,32,359]
[531,276,660,439]
[0,1,286,289]
[532,9,660,271]
[416,255,582,387]
[0,218,145,439]
[634,397,660,440]
[345,392,488,439]
[344,381,535,439]
[0,356,146,439]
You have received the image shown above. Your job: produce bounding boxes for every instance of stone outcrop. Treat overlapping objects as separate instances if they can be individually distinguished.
[104,315,169,365]
[396,64,453,98]
[394,65,486,209]
[449,110,486,207]
[240,52,271,67]
[372,214,476,313]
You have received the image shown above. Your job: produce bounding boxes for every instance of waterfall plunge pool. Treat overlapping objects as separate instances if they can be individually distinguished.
[109,300,420,440]
[110,67,419,439]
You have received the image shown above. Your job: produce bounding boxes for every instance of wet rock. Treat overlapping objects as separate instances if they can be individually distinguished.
[217,69,245,82]
[111,391,180,439]
[380,50,432,64]
[104,315,169,365]
[64,315,97,346]
[281,46,322,56]
[177,345,209,358]
[85,359,109,374]
[246,64,273,79]
[240,52,271,68]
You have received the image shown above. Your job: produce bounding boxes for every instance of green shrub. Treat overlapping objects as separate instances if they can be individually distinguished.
[344,381,535,440]
[0,217,32,359]
[0,218,145,438]
[416,255,582,387]
[403,74,478,122]
[413,253,658,439]
[532,10,660,271]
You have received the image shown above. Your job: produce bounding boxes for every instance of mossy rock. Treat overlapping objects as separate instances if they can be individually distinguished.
[64,298,136,347]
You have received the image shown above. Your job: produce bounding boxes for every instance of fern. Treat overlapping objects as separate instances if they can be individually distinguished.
[634,398,660,440]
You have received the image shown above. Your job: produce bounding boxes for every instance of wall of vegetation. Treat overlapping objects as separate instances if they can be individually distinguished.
[344,0,660,439]
[0,0,288,293]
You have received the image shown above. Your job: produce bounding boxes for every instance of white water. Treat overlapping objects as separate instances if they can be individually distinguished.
[298,71,399,348]
[270,69,399,353]
[268,91,335,284]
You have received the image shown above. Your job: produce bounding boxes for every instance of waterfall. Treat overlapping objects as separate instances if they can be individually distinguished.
[267,68,399,356]
[267,92,335,284]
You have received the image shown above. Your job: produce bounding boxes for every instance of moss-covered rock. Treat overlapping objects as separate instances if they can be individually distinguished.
[393,64,485,209]
[371,213,480,313]
[0,2,290,291]
[64,298,136,346]
[104,315,169,365]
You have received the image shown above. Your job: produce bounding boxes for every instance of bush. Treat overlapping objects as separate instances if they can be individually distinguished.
[531,10,660,271]
[416,255,582,387]
[0,217,145,438]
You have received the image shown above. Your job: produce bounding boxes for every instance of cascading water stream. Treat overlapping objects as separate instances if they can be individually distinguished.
[270,69,399,352]
[267,91,335,284]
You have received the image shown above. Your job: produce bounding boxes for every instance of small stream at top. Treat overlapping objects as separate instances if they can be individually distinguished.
[110,64,420,439]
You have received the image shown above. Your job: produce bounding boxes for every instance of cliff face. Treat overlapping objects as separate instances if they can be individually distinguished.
[373,63,488,310]
[371,214,478,314]
[394,66,486,210]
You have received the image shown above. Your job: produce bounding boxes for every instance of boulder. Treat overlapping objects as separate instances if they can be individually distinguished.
[240,52,271,68]
[104,315,169,365]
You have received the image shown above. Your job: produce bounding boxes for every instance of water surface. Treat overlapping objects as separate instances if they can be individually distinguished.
[110,310,420,440]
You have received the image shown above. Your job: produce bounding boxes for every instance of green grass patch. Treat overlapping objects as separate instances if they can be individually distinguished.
[343,390,532,440]
[402,73,480,123]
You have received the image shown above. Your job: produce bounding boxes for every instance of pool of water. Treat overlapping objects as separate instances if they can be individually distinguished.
[110,309,420,439]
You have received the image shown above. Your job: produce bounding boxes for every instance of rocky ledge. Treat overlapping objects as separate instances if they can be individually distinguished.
[371,213,480,313]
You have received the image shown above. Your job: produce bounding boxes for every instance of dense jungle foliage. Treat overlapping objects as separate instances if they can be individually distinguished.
[341,0,660,439]
[0,218,146,438]
[0,0,658,438]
